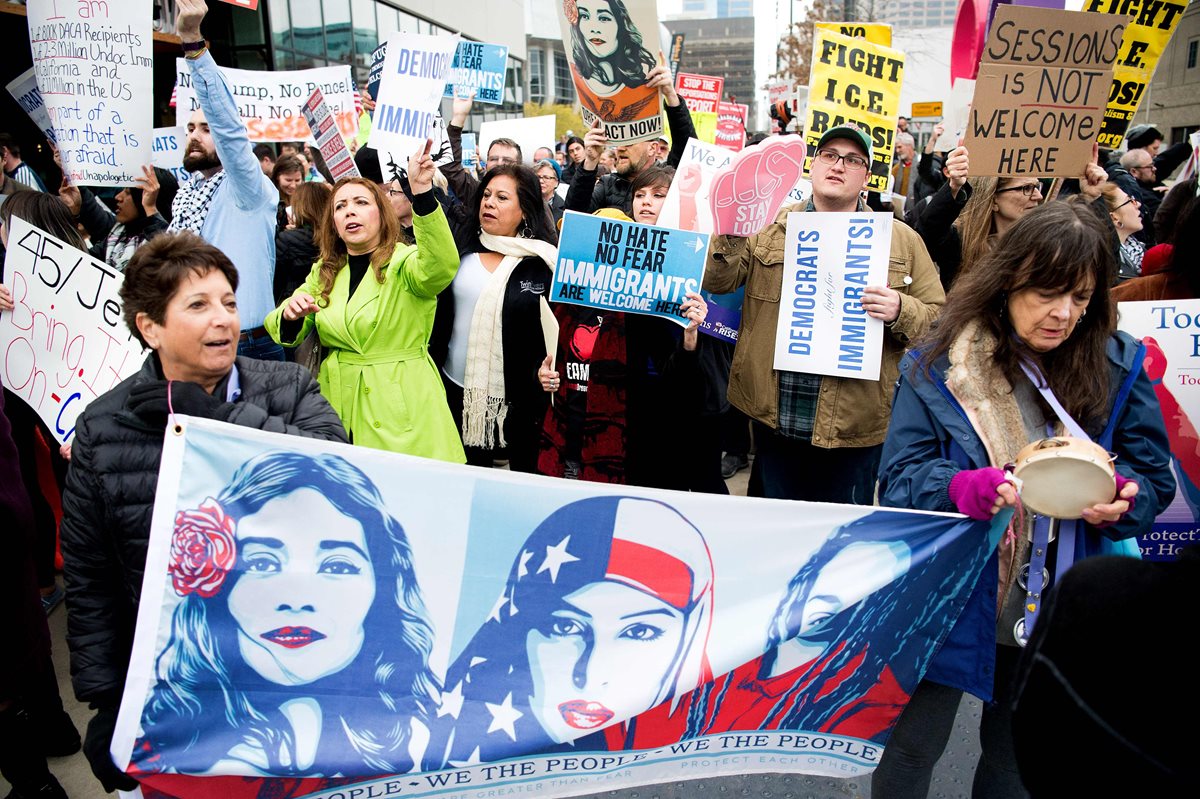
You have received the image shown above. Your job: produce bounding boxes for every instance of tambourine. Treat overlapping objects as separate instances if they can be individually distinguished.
[1011,437,1116,520]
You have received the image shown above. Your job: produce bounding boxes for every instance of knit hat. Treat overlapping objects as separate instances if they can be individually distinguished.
[1126,125,1162,150]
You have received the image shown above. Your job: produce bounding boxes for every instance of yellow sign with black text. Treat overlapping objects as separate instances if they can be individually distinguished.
[910,101,944,118]
[805,30,905,193]
[814,22,893,48]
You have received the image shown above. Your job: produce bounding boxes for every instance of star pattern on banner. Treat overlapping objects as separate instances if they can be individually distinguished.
[487,593,509,623]
[448,746,482,768]
[516,549,534,579]
[537,535,580,583]
[437,680,465,719]
[486,692,523,741]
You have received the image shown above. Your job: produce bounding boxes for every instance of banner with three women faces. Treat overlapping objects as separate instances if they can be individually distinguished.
[114,418,1004,798]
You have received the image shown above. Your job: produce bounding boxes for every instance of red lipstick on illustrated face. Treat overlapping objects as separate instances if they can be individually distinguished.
[558,700,615,730]
[261,626,326,649]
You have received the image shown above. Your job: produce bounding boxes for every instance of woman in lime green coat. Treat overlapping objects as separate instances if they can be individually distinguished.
[265,144,465,462]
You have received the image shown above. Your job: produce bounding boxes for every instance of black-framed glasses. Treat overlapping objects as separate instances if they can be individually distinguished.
[536,173,558,183]
[385,187,407,198]
[1113,195,1139,210]
[996,183,1043,198]
[814,149,870,171]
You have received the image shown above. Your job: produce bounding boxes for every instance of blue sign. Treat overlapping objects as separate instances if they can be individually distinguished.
[700,287,744,342]
[552,211,710,326]
[442,41,509,105]
[461,132,478,169]
[367,42,388,100]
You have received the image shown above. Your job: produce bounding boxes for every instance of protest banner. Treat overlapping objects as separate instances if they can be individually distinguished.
[551,211,709,326]
[804,30,904,193]
[301,88,360,181]
[478,115,557,167]
[27,0,153,188]
[714,101,748,152]
[366,42,388,101]
[675,72,724,114]
[814,21,893,47]
[461,132,478,169]
[962,5,1127,178]
[175,61,357,143]
[773,212,892,381]
[934,78,975,152]
[6,67,56,145]
[1117,300,1200,562]
[1084,0,1188,148]
[0,217,146,444]
[709,136,808,238]
[369,31,461,162]
[151,126,193,189]
[215,0,260,9]
[557,0,664,144]
[111,415,1003,798]
[442,40,510,104]
[669,32,686,75]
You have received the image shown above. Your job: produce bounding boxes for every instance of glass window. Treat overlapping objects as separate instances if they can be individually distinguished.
[376,4,399,36]
[1189,39,1198,70]
[268,0,291,50]
[397,11,418,33]
[351,0,377,59]
[275,49,295,70]
[289,0,325,56]
[553,51,574,105]
[529,48,544,103]
[323,0,352,61]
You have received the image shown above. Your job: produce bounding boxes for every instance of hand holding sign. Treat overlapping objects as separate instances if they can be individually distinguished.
[680,291,708,351]
[710,137,807,238]
[583,120,607,169]
[946,146,970,195]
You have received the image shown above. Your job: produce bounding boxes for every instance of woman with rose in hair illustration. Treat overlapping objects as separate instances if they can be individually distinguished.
[131,450,438,778]
[428,496,714,767]
[563,0,660,123]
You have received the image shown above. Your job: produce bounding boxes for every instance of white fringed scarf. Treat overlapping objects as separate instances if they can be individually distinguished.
[461,231,558,448]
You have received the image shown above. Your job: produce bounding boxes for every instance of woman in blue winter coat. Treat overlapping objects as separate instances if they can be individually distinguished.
[874,200,1174,798]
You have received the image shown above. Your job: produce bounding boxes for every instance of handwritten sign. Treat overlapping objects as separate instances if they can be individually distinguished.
[715,102,748,152]
[1117,300,1200,561]
[805,30,905,193]
[150,126,192,189]
[6,67,56,145]
[0,217,146,444]
[675,72,724,114]
[552,211,709,326]
[814,21,893,48]
[710,136,808,238]
[963,6,1126,177]
[174,61,357,144]
[1084,0,1187,148]
[301,89,359,181]
[442,41,509,104]
[27,0,153,187]
[369,31,460,160]
[773,212,892,381]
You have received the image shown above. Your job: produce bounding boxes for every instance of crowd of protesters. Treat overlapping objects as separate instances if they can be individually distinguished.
[1,0,1198,796]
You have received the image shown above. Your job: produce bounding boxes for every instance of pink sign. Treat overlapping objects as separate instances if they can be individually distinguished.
[709,136,807,238]
[675,72,724,114]
[215,0,261,9]
[715,101,749,152]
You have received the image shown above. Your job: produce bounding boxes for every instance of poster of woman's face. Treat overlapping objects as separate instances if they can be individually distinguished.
[557,0,664,144]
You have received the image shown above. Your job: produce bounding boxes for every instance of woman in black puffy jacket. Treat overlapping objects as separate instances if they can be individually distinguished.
[273,181,332,303]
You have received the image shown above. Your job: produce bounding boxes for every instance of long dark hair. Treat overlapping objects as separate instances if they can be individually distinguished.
[135,451,439,777]
[1,191,86,250]
[454,163,558,255]
[1162,177,1199,296]
[566,0,656,88]
[918,200,1117,431]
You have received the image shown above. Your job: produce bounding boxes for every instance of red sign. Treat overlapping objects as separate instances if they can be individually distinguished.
[715,101,749,152]
[675,72,724,114]
[215,0,260,10]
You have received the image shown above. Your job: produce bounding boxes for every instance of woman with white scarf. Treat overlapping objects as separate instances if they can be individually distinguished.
[433,164,559,472]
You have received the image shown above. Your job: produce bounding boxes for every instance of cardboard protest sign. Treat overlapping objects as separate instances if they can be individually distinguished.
[659,137,734,233]
[442,41,510,104]
[112,416,1003,798]
[675,72,724,114]
[557,0,664,144]
[367,42,389,101]
[1084,0,1187,148]
[6,67,56,145]
[552,211,709,326]
[709,136,808,238]
[478,115,557,166]
[369,32,460,160]
[175,61,357,143]
[714,101,748,152]
[301,89,360,181]
[151,126,193,189]
[962,6,1127,177]
[1118,300,1200,562]
[804,30,905,193]
[27,0,153,187]
[814,21,893,47]
[773,212,892,381]
[933,78,975,152]
[0,217,146,444]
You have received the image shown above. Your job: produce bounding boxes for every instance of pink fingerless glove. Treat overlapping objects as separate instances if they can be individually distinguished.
[1094,473,1137,528]
[948,467,1009,520]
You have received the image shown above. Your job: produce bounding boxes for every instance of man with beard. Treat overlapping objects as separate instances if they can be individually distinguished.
[169,0,282,360]
[563,64,695,217]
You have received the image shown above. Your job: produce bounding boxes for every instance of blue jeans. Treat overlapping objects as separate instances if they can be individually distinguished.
[237,329,285,362]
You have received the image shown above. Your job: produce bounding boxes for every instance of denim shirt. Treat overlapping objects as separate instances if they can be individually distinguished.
[185,51,279,330]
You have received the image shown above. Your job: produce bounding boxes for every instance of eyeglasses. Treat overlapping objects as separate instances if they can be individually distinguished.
[814,149,870,171]
[996,183,1043,198]
[385,188,407,198]
[1131,163,1156,172]
[1113,195,1139,210]
[537,174,557,183]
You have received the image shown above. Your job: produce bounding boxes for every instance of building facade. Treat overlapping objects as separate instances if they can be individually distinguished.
[880,0,957,30]
[525,0,576,108]
[1144,0,1200,153]
[665,15,757,125]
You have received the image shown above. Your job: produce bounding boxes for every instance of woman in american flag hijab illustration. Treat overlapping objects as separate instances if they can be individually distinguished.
[429,496,714,766]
